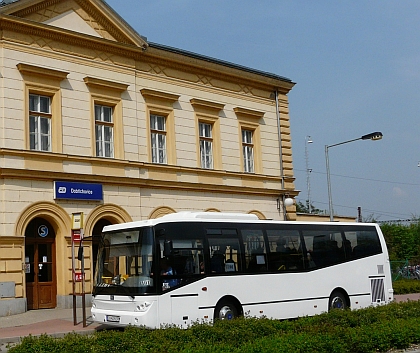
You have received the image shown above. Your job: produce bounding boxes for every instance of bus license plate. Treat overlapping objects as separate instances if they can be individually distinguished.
[106,315,120,323]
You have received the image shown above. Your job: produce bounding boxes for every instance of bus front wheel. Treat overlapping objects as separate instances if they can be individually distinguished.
[214,300,238,321]
[329,291,347,311]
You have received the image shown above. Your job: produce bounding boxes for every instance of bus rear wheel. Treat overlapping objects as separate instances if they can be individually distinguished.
[329,291,347,311]
[214,300,238,321]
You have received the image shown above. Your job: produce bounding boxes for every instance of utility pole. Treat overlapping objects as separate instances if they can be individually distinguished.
[305,135,313,213]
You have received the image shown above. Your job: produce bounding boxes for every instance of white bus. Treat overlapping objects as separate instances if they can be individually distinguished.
[91,212,393,328]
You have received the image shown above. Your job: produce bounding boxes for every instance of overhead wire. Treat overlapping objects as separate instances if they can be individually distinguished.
[294,168,420,186]
[294,167,419,220]
[295,196,415,221]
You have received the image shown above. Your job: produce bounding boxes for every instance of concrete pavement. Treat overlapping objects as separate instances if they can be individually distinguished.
[0,307,101,352]
[1,295,420,352]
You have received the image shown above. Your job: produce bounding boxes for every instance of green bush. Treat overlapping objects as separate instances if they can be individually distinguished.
[8,301,420,353]
[393,278,420,294]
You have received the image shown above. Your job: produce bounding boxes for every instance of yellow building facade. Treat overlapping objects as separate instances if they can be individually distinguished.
[0,0,297,315]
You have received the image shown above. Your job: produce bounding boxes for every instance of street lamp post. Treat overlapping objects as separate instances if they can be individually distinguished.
[305,135,313,213]
[325,132,383,221]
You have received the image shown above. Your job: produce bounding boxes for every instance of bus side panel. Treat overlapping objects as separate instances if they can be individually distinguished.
[192,253,388,320]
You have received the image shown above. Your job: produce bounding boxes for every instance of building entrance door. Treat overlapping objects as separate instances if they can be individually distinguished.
[25,218,57,310]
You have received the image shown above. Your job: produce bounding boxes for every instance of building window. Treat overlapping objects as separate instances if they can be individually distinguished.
[95,104,114,158]
[150,114,167,164]
[242,129,254,173]
[199,122,213,169]
[29,94,52,152]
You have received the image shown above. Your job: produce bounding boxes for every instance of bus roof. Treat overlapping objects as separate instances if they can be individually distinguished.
[101,211,377,233]
[102,212,259,232]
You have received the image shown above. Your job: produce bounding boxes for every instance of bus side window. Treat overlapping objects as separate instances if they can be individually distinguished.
[160,237,205,278]
[207,231,242,273]
[241,229,267,272]
[267,229,304,271]
[350,230,382,258]
[308,232,345,268]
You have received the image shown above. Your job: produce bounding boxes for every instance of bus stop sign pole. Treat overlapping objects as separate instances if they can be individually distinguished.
[71,213,86,327]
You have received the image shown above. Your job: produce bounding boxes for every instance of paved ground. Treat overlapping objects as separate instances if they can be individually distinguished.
[0,307,102,352]
[0,295,420,352]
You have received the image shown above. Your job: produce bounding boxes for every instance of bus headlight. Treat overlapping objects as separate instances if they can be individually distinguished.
[136,302,151,312]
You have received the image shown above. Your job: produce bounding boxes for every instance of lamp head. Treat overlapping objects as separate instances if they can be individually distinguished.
[284,197,294,207]
[361,132,383,141]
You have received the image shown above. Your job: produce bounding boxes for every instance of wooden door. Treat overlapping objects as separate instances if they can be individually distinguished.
[25,219,57,310]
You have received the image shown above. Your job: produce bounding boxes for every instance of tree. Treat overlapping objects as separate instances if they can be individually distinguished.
[380,219,420,263]
[295,200,325,214]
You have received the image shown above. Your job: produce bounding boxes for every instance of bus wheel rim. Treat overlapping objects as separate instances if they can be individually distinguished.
[219,305,234,320]
[331,296,344,309]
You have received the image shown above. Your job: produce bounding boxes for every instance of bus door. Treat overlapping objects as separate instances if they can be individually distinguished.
[168,238,204,327]
[155,226,205,327]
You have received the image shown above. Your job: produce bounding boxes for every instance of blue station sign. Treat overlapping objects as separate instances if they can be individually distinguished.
[54,181,103,201]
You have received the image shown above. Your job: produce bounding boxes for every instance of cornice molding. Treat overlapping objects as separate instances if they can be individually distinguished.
[75,0,134,45]
[0,166,297,197]
[17,63,69,80]
[0,15,144,60]
[0,17,293,99]
[84,76,128,92]
[234,107,265,120]
[20,0,58,15]
[140,89,180,103]
[190,98,224,112]
[5,0,144,47]
[0,236,25,244]
[0,148,296,184]
[144,47,295,95]
[0,149,297,198]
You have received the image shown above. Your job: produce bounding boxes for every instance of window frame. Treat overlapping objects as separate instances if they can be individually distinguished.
[17,64,68,154]
[191,99,224,170]
[234,107,263,174]
[29,93,52,152]
[242,128,255,173]
[150,113,167,164]
[199,121,213,169]
[94,103,114,158]
[84,77,127,160]
[141,89,179,166]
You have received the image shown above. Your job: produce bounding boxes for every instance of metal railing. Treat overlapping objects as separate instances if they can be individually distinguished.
[390,260,420,281]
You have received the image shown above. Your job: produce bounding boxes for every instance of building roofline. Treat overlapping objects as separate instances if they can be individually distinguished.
[149,42,293,84]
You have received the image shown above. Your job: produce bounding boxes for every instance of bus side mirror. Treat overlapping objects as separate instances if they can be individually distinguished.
[163,240,173,257]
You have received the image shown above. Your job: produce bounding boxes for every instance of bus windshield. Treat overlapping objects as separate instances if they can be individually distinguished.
[93,226,155,295]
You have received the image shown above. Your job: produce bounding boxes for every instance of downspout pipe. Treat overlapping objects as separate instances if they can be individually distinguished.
[275,90,287,220]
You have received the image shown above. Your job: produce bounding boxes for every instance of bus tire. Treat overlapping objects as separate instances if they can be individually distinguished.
[329,290,347,311]
[214,300,238,321]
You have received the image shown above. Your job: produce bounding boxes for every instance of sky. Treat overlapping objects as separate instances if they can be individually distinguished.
[104,0,420,222]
